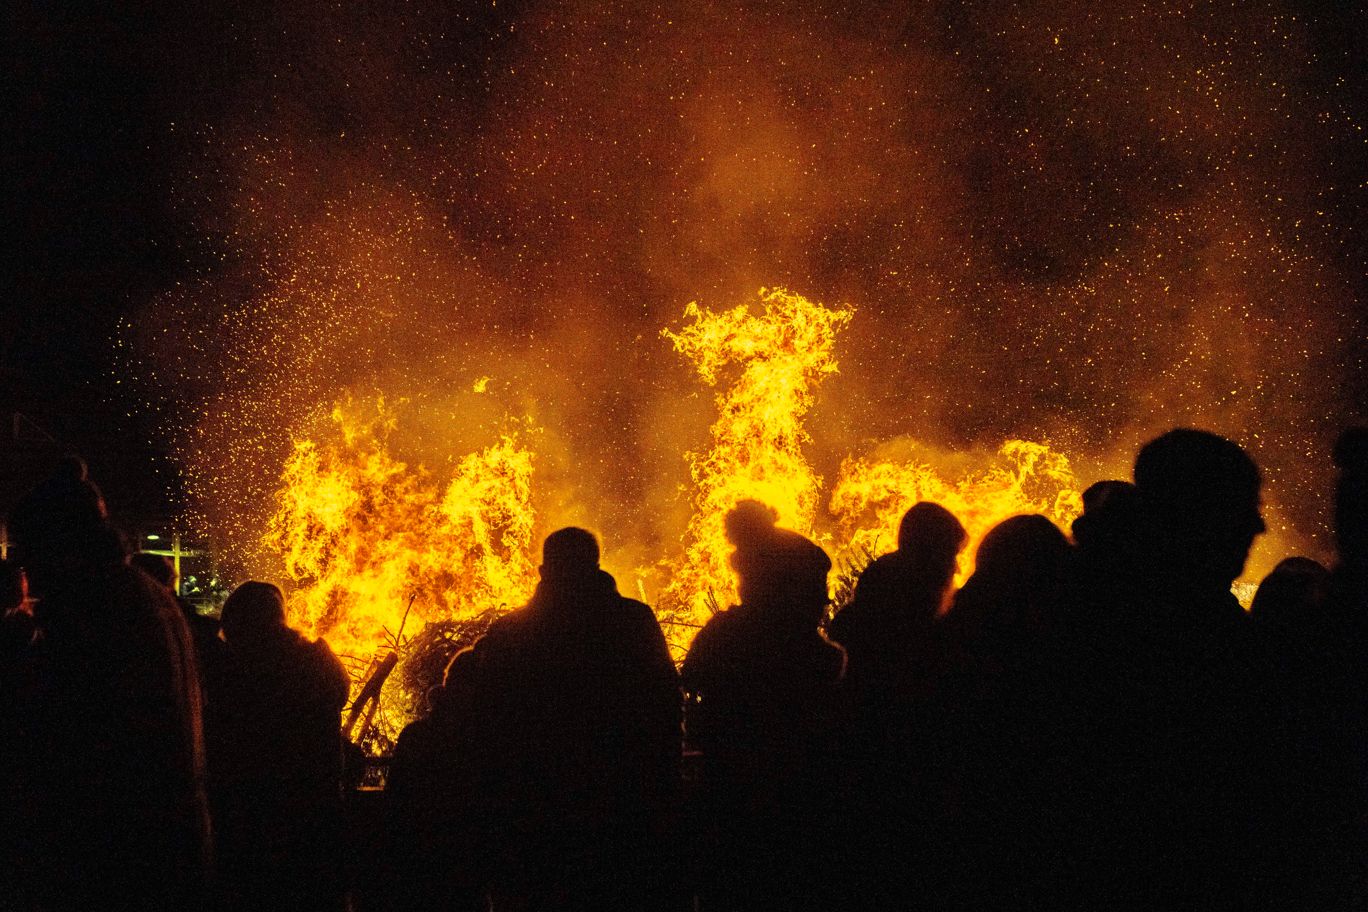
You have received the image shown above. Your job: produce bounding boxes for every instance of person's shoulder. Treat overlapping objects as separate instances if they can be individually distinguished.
[393,715,434,758]
[306,632,341,660]
[865,551,902,574]
[616,596,662,626]
[696,604,743,637]
[298,633,350,691]
[478,607,529,649]
[464,607,539,675]
[683,607,743,667]
[491,601,538,632]
[854,552,902,590]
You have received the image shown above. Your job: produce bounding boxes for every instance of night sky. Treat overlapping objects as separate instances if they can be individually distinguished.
[7,0,1367,565]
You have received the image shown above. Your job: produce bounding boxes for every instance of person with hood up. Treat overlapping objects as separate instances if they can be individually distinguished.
[470,526,681,911]
[212,580,350,912]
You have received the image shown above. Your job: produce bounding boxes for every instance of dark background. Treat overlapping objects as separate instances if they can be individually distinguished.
[5,0,1365,532]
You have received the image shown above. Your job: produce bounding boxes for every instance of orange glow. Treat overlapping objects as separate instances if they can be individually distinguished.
[263,291,1085,728]
[264,397,537,728]
[657,288,853,639]
[830,439,1083,586]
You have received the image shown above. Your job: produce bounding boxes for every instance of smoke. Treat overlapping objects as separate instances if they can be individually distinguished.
[127,0,1362,583]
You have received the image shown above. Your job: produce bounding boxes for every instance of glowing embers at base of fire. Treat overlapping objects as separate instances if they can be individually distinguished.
[265,397,537,678]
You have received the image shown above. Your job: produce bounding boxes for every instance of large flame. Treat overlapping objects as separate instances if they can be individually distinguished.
[264,289,1085,732]
[657,288,853,633]
[124,5,1347,735]
[830,439,1084,586]
[265,397,538,671]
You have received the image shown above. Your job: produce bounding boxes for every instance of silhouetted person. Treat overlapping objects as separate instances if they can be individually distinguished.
[681,501,845,912]
[946,513,1070,648]
[0,558,32,683]
[468,527,681,911]
[929,514,1071,908]
[825,502,965,908]
[1070,479,1137,553]
[132,551,228,694]
[1333,427,1368,611]
[1062,480,1140,636]
[213,580,350,912]
[1251,556,1331,630]
[385,647,490,912]
[1337,427,1368,876]
[1062,429,1271,910]
[1285,426,1368,907]
[829,501,966,692]
[1245,553,1361,905]
[5,457,209,909]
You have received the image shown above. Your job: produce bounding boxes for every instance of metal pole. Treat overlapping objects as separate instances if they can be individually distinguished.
[172,533,182,596]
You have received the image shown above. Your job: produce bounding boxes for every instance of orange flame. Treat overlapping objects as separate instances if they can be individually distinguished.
[830,439,1084,585]
[657,288,853,634]
[264,397,538,666]
[261,290,1085,731]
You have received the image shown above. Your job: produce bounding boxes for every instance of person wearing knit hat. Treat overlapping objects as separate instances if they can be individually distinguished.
[682,500,845,912]
[723,499,833,627]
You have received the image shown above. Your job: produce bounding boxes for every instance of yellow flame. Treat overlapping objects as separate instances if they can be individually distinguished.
[830,439,1084,585]
[658,288,853,636]
[264,397,538,665]
[655,288,1082,646]
[260,289,1085,733]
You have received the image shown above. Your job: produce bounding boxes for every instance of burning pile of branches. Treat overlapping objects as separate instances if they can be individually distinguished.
[264,289,1083,746]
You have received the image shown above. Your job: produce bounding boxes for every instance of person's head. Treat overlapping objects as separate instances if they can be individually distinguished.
[7,456,122,595]
[896,502,967,586]
[1133,428,1265,588]
[131,552,177,592]
[220,581,288,644]
[430,645,481,714]
[1071,480,1138,551]
[1250,556,1331,631]
[1334,427,1368,571]
[726,500,832,623]
[969,514,1071,608]
[539,527,600,582]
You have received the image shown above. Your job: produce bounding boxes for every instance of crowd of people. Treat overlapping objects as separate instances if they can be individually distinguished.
[2,426,1368,911]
